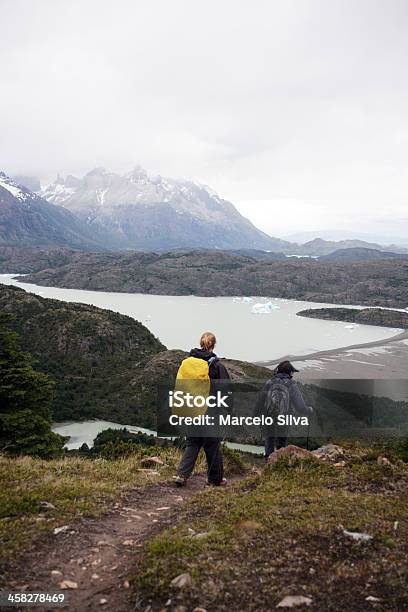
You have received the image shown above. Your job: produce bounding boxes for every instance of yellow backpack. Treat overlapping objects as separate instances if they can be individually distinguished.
[173,356,215,417]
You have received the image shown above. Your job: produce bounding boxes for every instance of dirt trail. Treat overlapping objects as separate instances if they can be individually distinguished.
[6,475,210,612]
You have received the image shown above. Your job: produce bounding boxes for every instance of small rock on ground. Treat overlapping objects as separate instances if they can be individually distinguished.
[276,595,313,607]
[170,573,192,588]
[268,445,314,465]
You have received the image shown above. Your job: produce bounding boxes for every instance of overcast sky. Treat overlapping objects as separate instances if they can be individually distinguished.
[1,0,408,240]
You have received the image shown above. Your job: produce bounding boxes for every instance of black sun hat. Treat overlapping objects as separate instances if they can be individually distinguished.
[275,360,299,375]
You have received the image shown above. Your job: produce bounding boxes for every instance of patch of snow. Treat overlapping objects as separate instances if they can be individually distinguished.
[193,180,219,198]
[96,188,108,206]
[41,181,75,204]
[345,359,386,367]
[293,359,326,370]
[350,346,391,356]
[286,254,319,259]
[0,174,30,201]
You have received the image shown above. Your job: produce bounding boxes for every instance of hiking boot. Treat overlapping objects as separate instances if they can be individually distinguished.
[207,478,227,487]
[173,475,188,487]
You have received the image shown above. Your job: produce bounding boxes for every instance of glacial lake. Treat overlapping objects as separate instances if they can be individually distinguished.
[2,273,404,452]
[0,274,402,363]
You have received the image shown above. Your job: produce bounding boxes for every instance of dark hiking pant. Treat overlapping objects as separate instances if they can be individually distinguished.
[177,437,224,485]
[264,435,288,461]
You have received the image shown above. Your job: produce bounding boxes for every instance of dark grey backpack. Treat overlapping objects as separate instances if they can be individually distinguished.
[264,377,291,421]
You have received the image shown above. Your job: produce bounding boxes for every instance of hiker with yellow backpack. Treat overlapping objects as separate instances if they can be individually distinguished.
[173,332,231,487]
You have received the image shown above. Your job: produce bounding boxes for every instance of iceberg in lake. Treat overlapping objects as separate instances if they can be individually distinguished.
[233,296,253,303]
[251,301,280,314]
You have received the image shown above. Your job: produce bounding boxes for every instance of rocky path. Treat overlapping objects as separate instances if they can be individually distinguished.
[6,476,209,612]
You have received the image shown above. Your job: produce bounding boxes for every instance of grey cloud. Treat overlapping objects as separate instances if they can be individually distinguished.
[1,0,407,239]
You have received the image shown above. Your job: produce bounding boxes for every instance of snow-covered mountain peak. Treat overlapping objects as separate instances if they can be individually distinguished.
[38,165,285,251]
[0,170,107,249]
[0,172,33,203]
[40,166,228,217]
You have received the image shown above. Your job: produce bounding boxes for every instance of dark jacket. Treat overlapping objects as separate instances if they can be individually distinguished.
[189,348,232,412]
[189,348,230,381]
[254,372,311,418]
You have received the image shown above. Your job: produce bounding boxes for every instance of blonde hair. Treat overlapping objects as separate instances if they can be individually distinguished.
[200,332,216,351]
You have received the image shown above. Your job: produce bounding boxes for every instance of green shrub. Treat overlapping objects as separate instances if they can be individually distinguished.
[0,312,64,458]
[222,444,247,475]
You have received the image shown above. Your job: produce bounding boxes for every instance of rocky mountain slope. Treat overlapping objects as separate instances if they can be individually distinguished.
[40,167,289,251]
[286,237,408,256]
[0,246,77,273]
[319,247,408,262]
[0,172,104,249]
[20,249,408,308]
[297,307,408,328]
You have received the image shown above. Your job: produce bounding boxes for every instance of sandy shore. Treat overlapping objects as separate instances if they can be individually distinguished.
[257,329,408,378]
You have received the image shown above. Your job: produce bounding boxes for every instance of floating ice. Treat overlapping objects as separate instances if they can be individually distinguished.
[232,296,253,303]
[251,301,280,314]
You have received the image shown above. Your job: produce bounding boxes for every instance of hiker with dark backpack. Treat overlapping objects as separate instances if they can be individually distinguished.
[173,332,231,487]
[254,360,312,462]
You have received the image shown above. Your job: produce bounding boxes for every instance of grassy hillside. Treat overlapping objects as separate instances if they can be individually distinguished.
[1,442,407,609]
[0,284,165,425]
[134,452,408,611]
[19,250,408,308]
[0,444,246,567]
[0,449,177,565]
[0,285,272,426]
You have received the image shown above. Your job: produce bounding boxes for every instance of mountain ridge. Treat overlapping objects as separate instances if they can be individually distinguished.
[0,172,106,249]
[284,237,408,256]
[40,166,289,251]
[4,166,407,255]
[17,249,408,308]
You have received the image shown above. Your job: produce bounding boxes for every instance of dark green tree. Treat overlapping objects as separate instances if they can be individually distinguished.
[0,311,64,458]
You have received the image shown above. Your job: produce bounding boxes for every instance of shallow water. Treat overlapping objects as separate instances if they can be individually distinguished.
[52,419,264,454]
